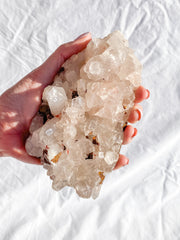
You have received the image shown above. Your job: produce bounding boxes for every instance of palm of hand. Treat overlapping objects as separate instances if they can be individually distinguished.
[0,33,149,169]
[0,73,45,163]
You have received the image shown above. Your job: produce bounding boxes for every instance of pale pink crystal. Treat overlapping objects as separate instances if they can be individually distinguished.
[25,31,142,199]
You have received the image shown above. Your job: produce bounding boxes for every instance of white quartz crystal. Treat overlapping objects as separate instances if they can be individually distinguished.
[25,31,142,199]
[42,86,67,116]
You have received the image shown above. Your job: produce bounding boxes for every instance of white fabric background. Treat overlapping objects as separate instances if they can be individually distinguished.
[0,0,180,239]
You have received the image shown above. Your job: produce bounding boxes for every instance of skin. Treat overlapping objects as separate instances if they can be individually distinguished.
[0,32,150,169]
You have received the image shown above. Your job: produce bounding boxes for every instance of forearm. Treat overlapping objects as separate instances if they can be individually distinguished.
[0,115,4,157]
[0,96,9,157]
[0,129,5,157]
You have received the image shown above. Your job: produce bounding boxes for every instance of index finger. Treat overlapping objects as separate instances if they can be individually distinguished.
[134,86,150,103]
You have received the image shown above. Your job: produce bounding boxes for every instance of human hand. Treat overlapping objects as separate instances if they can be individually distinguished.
[0,33,92,164]
[0,32,150,168]
[114,86,150,170]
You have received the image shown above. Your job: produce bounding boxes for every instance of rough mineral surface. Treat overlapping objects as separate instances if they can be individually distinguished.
[25,31,142,199]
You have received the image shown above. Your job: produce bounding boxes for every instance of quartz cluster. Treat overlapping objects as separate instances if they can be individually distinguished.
[25,31,142,199]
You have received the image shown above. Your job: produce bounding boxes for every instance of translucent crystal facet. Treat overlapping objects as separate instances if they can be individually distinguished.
[25,31,142,199]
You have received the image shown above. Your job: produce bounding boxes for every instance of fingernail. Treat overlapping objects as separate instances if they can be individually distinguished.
[123,158,129,166]
[135,109,142,121]
[75,32,90,41]
[132,128,137,138]
[145,89,150,99]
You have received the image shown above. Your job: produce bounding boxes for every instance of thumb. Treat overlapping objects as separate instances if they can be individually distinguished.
[31,32,92,86]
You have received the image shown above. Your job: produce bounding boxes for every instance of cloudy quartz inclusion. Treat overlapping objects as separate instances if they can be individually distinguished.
[25,31,142,199]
